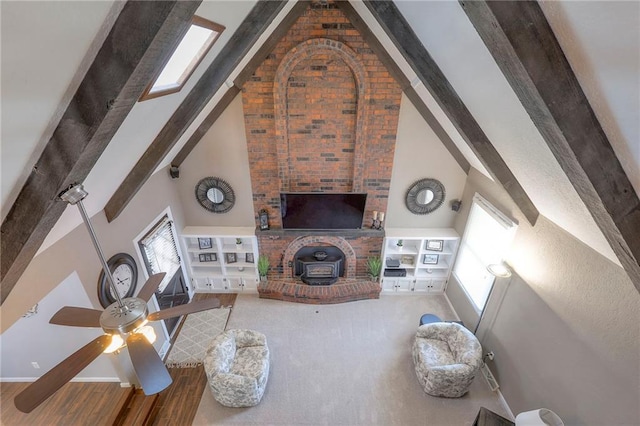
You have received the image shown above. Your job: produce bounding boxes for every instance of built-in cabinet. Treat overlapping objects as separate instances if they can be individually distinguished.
[181,226,259,293]
[380,228,459,294]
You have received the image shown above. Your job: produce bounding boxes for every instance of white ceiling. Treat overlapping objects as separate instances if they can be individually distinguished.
[1,0,638,265]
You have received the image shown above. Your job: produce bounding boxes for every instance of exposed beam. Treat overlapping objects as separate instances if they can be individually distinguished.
[337,1,470,175]
[105,0,289,222]
[171,1,311,168]
[461,0,640,287]
[0,1,201,305]
[363,0,539,226]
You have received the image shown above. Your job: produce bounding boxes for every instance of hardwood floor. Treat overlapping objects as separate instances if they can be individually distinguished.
[150,366,208,426]
[1,293,235,425]
[1,382,131,425]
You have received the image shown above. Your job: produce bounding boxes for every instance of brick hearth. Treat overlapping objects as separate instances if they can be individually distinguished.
[258,278,380,304]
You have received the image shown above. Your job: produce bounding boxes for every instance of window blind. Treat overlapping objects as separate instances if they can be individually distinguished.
[138,215,180,293]
[453,194,517,312]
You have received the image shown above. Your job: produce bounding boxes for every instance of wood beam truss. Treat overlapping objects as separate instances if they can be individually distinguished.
[0,1,202,305]
[461,0,640,287]
[363,0,539,226]
[337,1,470,174]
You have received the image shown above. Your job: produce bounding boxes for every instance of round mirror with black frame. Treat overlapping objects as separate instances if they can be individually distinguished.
[195,176,235,213]
[405,178,446,215]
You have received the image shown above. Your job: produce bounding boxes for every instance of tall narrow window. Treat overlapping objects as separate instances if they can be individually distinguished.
[139,16,224,101]
[453,194,517,312]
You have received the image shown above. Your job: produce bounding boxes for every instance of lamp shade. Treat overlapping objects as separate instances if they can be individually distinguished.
[515,409,564,426]
[487,263,512,278]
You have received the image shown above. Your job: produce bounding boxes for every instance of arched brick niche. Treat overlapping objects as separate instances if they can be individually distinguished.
[241,1,403,229]
[274,39,369,193]
[283,235,357,278]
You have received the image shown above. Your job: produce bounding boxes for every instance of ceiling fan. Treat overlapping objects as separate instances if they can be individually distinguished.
[14,184,220,414]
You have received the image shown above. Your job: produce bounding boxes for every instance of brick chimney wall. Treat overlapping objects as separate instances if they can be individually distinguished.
[242,1,402,281]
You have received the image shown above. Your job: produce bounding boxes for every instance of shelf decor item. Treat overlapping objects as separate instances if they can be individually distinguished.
[396,239,403,251]
[198,237,213,250]
[225,253,237,264]
[426,240,444,251]
[199,253,216,262]
[423,254,439,265]
[236,238,243,250]
[401,255,414,265]
[245,253,254,263]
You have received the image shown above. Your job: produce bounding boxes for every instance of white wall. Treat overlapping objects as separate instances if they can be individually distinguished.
[177,94,257,228]
[447,168,640,425]
[385,93,467,228]
[0,272,118,381]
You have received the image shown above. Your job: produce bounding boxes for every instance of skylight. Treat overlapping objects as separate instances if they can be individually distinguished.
[140,16,224,101]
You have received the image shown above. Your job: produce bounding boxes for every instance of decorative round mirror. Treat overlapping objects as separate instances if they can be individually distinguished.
[405,178,446,215]
[195,177,235,213]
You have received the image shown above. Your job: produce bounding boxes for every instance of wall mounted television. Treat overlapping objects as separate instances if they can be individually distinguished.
[280,192,367,230]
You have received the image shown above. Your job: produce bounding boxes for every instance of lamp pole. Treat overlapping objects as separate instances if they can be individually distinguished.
[474,263,512,335]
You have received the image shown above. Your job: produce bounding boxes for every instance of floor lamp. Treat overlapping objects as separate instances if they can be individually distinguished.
[475,262,512,392]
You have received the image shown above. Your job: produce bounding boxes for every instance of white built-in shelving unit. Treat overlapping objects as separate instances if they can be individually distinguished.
[380,228,459,294]
[181,226,259,293]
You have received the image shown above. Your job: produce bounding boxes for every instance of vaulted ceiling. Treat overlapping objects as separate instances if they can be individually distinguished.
[2,0,639,302]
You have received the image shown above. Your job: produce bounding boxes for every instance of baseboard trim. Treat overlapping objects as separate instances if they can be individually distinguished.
[479,363,515,421]
[496,387,515,420]
[1,376,120,383]
[443,292,462,322]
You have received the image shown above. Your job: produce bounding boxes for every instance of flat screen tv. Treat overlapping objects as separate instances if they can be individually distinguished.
[280,192,367,230]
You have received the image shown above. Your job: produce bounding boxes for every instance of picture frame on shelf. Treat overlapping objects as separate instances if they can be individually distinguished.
[245,252,254,263]
[401,255,414,265]
[423,254,439,264]
[198,237,213,250]
[225,252,237,264]
[199,253,216,262]
[426,240,444,251]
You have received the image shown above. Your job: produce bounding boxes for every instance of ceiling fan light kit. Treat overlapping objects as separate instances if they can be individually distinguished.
[14,184,221,413]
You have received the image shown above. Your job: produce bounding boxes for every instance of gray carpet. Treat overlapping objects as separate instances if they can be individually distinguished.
[193,294,511,425]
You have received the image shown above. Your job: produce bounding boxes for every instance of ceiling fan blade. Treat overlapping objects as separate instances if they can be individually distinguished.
[49,306,103,328]
[136,273,166,301]
[126,333,172,395]
[14,334,111,413]
[147,298,221,322]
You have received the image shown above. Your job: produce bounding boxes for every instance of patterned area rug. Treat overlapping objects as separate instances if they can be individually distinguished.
[165,307,230,368]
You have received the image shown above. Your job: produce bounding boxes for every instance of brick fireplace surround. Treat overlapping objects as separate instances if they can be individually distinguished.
[242,1,402,303]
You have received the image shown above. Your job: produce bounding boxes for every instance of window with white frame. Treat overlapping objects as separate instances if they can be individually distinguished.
[138,215,180,293]
[453,194,517,312]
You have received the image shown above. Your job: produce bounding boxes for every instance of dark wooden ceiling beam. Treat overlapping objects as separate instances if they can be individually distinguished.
[461,0,640,287]
[104,0,289,222]
[363,0,539,226]
[0,1,201,305]
[171,1,311,168]
[337,1,470,174]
